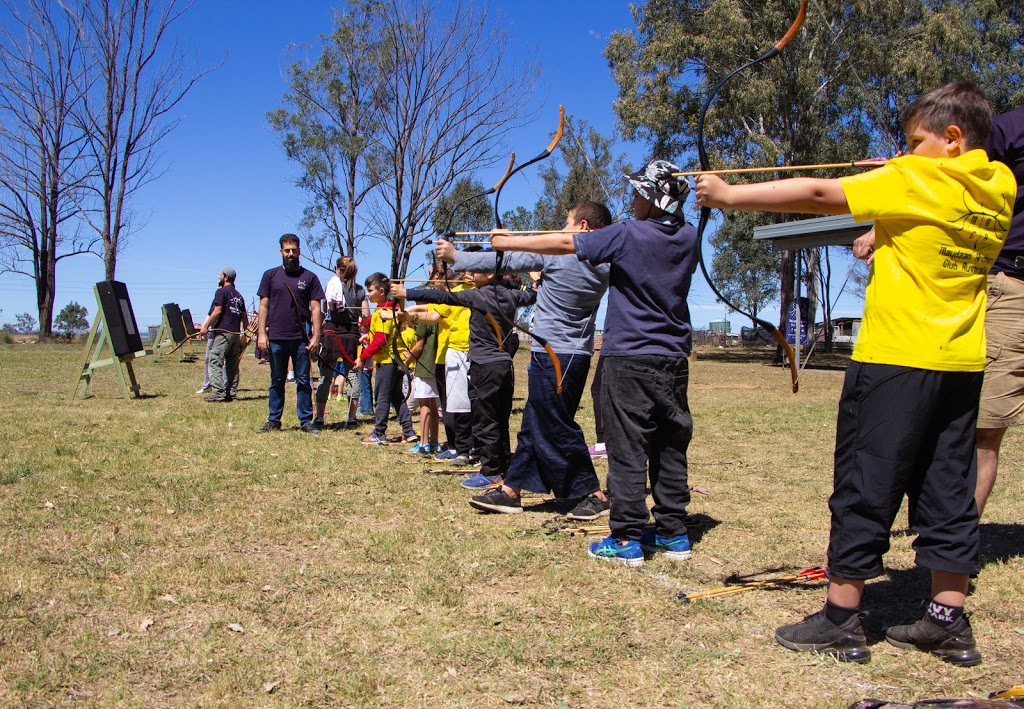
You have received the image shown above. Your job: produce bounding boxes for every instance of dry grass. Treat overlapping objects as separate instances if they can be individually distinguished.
[0,342,1021,707]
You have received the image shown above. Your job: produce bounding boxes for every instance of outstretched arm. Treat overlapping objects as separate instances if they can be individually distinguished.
[490,232,575,255]
[695,175,850,215]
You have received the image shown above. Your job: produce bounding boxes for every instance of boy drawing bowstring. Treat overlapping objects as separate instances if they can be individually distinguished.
[696,81,1014,666]
[491,159,700,568]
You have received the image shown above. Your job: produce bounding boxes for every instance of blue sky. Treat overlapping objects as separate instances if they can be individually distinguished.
[0,0,864,332]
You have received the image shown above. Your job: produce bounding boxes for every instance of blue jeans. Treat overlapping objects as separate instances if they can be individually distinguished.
[505,351,597,498]
[268,340,313,425]
[358,367,374,414]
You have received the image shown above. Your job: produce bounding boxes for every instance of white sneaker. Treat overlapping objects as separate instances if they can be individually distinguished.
[195,386,210,394]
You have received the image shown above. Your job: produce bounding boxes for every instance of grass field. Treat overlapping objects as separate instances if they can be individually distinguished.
[1,341,1022,707]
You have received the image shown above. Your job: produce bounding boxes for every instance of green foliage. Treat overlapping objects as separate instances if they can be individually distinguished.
[13,313,36,335]
[606,0,1024,310]
[54,301,89,339]
[608,0,1022,164]
[431,178,493,237]
[270,0,537,278]
[495,115,630,231]
[533,116,632,226]
[500,206,535,232]
[268,0,388,269]
[708,211,779,318]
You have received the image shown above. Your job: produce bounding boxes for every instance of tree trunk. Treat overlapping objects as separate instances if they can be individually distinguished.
[35,249,55,340]
[104,238,117,281]
[778,249,794,363]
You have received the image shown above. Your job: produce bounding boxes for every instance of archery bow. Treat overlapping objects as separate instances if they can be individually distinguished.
[488,106,567,384]
[438,153,517,291]
[695,0,808,394]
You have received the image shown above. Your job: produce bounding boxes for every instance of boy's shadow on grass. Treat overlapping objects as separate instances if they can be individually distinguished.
[977,521,1024,566]
[857,522,1024,642]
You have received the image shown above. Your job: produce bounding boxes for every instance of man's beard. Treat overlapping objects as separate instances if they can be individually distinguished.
[282,256,301,274]
[218,277,225,287]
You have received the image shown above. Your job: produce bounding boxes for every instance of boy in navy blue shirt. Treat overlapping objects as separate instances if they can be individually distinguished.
[491,160,698,566]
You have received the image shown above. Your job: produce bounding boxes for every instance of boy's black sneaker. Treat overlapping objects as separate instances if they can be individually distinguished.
[300,422,321,435]
[468,487,522,514]
[566,493,610,521]
[775,608,871,663]
[257,421,281,433]
[885,613,981,666]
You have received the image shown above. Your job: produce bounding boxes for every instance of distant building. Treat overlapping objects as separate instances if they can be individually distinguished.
[709,319,731,334]
[830,317,860,351]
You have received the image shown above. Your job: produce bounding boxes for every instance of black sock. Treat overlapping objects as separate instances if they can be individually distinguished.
[927,600,964,628]
[825,601,859,626]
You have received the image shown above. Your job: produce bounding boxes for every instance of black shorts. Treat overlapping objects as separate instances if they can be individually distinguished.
[827,362,981,579]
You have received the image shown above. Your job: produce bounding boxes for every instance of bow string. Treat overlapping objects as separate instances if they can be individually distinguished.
[695,0,807,394]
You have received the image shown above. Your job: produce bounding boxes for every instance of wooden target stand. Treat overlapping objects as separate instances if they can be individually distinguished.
[70,282,146,400]
[150,303,200,361]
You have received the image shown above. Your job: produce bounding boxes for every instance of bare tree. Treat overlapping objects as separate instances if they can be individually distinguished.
[371,0,538,278]
[268,0,388,270]
[63,0,209,280]
[272,0,537,278]
[0,0,95,338]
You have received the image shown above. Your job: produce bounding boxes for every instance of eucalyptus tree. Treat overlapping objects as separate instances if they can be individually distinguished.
[531,115,632,229]
[606,0,1023,328]
[273,0,537,279]
[269,0,388,269]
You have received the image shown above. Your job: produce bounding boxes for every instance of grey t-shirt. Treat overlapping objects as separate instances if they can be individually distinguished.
[452,251,609,356]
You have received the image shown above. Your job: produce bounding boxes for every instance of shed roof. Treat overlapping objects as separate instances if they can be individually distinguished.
[752,214,874,251]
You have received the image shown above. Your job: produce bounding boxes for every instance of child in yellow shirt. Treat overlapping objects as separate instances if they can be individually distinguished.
[352,273,417,445]
[696,81,1014,666]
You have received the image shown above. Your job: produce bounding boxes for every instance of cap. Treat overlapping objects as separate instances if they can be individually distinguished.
[625,159,690,217]
[222,267,236,281]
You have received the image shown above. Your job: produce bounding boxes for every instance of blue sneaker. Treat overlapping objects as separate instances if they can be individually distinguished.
[434,449,457,461]
[460,472,502,489]
[587,535,644,567]
[640,530,691,561]
[405,443,424,454]
[360,433,385,445]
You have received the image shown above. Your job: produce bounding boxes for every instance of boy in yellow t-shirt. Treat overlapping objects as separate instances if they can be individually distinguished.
[696,81,1014,666]
[352,273,417,445]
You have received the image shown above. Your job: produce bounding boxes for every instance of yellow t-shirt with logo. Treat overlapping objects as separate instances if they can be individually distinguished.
[840,149,1014,371]
[367,306,395,365]
[429,303,448,364]
[432,283,471,353]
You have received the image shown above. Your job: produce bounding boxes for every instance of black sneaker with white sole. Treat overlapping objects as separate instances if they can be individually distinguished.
[468,487,522,514]
[257,420,282,433]
[566,493,610,521]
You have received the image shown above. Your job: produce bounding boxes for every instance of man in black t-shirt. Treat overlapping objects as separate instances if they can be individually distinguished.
[256,234,325,433]
[200,267,248,402]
